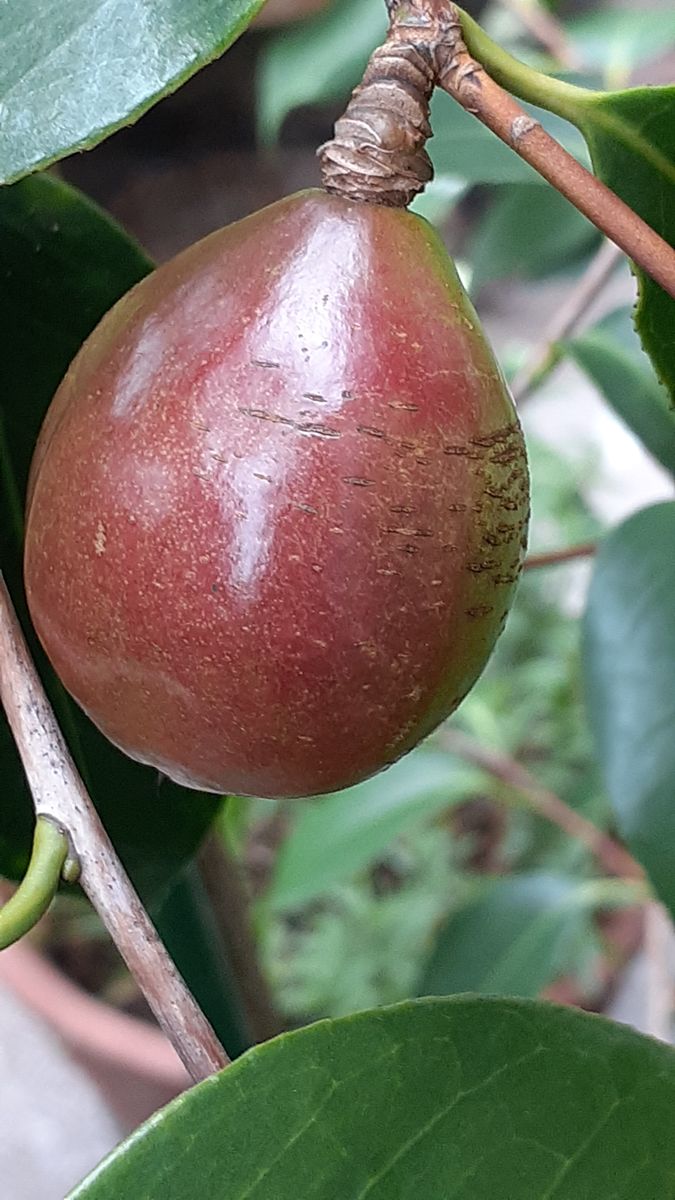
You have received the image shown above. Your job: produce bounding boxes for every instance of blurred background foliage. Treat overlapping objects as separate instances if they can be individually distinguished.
[35,0,674,1034]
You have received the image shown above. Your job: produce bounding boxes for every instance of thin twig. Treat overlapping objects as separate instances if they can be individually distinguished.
[644,901,674,1042]
[524,541,596,570]
[437,15,675,300]
[495,0,578,69]
[0,575,228,1083]
[510,241,624,405]
[436,727,645,882]
[197,833,283,1044]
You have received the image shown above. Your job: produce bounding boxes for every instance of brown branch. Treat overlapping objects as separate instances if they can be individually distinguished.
[510,241,624,405]
[524,541,597,570]
[196,833,283,1044]
[0,575,228,1083]
[436,727,645,882]
[358,3,675,300]
[427,7,675,300]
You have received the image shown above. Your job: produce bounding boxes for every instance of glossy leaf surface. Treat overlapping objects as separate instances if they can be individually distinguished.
[584,501,675,918]
[71,996,675,1199]
[0,175,219,902]
[0,0,266,184]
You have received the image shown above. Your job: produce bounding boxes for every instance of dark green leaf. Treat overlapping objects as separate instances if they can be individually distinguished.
[566,307,675,477]
[583,501,675,918]
[0,0,266,185]
[155,863,252,1058]
[470,183,598,293]
[268,749,483,911]
[418,872,608,999]
[574,86,675,400]
[0,175,219,904]
[71,996,675,1199]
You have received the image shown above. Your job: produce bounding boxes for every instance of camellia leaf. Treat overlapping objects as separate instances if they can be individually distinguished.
[0,0,267,185]
[565,307,675,477]
[420,868,634,998]
[71,996,675,1199]
[418,872,608,1000]
[268,748,483,911]
[0,174,220,904]
[573,86,675,401]
[583,501,675,918]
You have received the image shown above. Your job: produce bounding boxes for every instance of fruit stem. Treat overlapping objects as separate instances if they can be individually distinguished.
[322,0,675,302]
[0,574,228,1083]
[0,816,70,951]
[318,2,440,206]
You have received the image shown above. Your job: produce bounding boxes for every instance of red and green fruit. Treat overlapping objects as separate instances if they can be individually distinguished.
[24,189,529,798]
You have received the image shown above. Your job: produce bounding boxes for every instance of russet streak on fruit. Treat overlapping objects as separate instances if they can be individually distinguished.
[25,190,528,797]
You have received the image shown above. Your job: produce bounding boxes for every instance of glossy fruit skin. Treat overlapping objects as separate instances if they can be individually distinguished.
[25,189,528,798]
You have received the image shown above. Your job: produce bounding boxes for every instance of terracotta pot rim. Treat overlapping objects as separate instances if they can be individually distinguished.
[0,938,189,1090]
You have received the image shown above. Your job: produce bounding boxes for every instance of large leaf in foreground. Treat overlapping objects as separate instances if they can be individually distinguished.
[0,0,266,185]
[71,996,675,1198]
[0,175,219,903]
[583,501,675,918]
[574,85,675,400]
